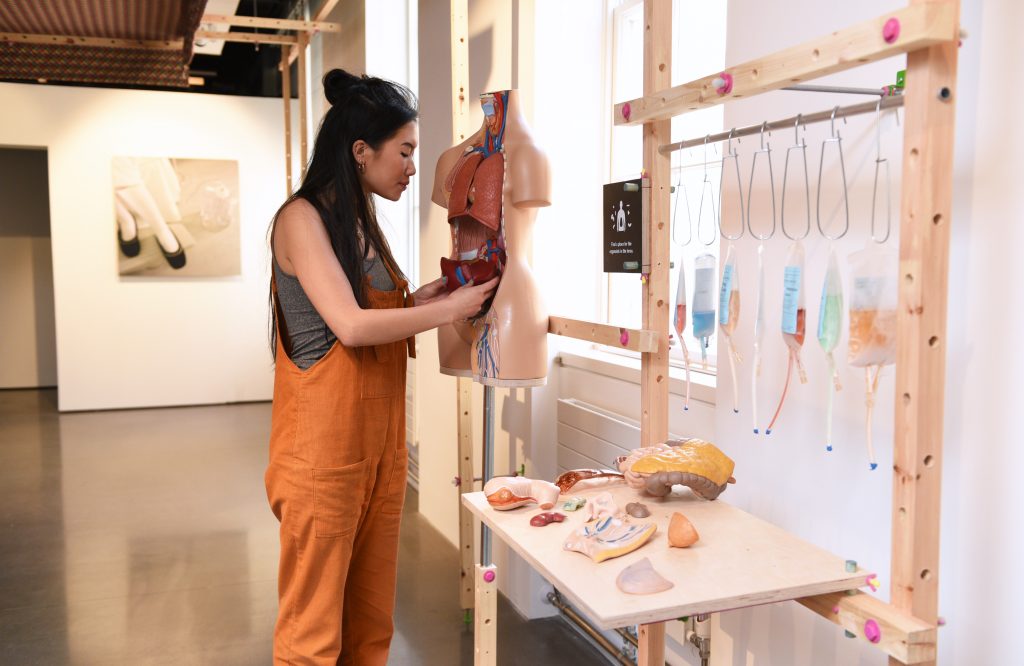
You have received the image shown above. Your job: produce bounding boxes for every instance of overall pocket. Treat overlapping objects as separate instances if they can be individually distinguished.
[312,458,370,538]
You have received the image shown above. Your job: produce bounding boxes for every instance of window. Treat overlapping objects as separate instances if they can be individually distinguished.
[604,0,728,374]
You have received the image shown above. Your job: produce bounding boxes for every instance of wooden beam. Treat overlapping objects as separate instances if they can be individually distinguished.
[797,591,936,664]
[451,0,475,613]
[638,621,666,666]
[281,46,293,198]
[0,32,180,50]
[548,316,659,353]
[890,2,960,665]
[639,0,671,448]
[296,31,309,181]
[200,14,340,33]
[313,0,342,23]
[474,565,497,665]
[194,30,297,46]
[613,2,957,126]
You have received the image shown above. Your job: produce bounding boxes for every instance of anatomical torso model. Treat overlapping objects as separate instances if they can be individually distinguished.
[432,89,551,386]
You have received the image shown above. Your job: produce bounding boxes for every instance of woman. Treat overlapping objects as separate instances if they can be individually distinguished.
[265,69,496,665]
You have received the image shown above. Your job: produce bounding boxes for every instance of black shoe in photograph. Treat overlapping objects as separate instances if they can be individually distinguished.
[118,228,141,257]
[157,232,187,269]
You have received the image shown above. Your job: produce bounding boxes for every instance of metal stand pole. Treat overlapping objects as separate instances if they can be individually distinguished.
[481,385,495,566]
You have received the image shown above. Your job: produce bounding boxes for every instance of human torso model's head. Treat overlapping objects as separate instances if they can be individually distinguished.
[432,89,552,387]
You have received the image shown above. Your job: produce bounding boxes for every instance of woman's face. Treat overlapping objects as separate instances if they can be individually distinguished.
[356,121,418,202]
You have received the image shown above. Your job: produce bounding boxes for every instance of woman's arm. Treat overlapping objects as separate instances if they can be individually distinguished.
[274,199,496,348]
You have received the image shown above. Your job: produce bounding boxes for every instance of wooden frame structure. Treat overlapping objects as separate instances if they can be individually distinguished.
[463,0,960,664]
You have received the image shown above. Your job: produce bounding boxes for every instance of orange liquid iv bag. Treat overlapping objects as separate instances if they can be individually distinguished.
[766,241,808,435]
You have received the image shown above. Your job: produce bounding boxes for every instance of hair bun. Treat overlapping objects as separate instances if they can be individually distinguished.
[324,69,365,106]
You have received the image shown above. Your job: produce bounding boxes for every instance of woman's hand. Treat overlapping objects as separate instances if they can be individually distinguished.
[412,276,449,305]
[445,277,499,321]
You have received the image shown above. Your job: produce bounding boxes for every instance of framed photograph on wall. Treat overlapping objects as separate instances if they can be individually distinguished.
[113,157,240,277]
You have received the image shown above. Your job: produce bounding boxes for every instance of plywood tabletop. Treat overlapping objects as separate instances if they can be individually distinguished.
[463,485,867,630]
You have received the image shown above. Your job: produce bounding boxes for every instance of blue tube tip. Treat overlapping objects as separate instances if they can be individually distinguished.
[869,463,878,471]
[826,445,833,452]
[733,408,739,414]
[684,406,689,411]
[765,429,772,435]
[753,428,759,434]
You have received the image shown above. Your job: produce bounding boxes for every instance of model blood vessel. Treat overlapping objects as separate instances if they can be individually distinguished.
[691,253,716,367]
[817,248,844,452]
[766,241,808,435]
[432,89,551,386]
[483,476,559,510]
[553,469,625,495]
[673,261,692,410]
[718,244,742,413]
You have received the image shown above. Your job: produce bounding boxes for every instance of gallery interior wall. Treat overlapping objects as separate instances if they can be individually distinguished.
[0,147,57,389]
[0,82,290,411]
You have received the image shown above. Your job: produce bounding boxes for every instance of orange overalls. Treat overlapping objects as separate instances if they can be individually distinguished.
[265,263,414,666]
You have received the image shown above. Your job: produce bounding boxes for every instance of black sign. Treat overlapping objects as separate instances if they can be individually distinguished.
[603,178,643,273]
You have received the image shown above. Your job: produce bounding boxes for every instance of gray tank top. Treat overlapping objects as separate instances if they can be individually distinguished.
[274,255,396,369]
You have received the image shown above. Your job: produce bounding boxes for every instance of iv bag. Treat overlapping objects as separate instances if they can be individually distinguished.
[692,253,716,365]
[848,246,898,368]
[817,248,844,451]
[719,244,742,413]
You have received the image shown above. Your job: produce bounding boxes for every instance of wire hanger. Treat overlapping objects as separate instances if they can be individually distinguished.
[780,114,811,241]
[671,146,693,246]
[746,122,777,241]
[696,135,718,246]
[719,128,746,241]
[871,98,893,243]
[816,106,850,241]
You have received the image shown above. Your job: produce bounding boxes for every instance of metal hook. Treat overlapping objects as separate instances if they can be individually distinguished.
[719,128,745,241]
[871,99,893,243]
[780,114,811,241]
[817,106,850,240]
[696,135,718,246]
[671,147,693,246]
[746,122,777,241]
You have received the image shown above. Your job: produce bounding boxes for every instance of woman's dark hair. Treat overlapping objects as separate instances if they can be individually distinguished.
[269,68,418,357]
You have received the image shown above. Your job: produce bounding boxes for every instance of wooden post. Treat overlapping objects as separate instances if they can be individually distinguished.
[281,47,293,197]
[474,564,497,666]
[890,2,960,664]
[297,31,309,181]
[638,0,671,662]
[450,0,476,612]
[458,377,476,609]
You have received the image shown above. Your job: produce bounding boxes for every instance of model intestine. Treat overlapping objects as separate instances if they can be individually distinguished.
[616,439,736,500]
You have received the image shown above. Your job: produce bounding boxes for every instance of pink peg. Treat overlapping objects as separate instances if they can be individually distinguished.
[864,619,881,643]
[715,72,733,95]
[622,102,631,121]
[483,570,496,583]
[883,18,900,44]
[620,329,630,346]
[832,605,840,614]
[938,616,947,626]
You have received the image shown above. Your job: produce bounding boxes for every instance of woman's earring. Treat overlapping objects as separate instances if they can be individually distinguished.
[357,161,366,173]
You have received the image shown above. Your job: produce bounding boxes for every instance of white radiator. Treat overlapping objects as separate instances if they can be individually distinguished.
[556,398,683,474]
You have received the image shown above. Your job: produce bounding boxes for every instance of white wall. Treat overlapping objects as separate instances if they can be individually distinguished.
[0,83,287,411]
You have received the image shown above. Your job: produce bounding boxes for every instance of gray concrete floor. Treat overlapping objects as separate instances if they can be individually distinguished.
[0,389,610,665]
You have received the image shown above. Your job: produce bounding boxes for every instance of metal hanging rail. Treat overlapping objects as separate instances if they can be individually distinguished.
[782,84,886,96]
[659,94,904,155]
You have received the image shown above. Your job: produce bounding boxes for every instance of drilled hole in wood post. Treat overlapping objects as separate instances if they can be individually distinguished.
[920,569,933,581]
[928,335,939,348]
[932,213,942,225]
[910,147,919,158]
[905,273,914,285]
[924,455,935,468]
[902,392,911,406]
[812,49,820,59]
[752,68,759,78]
[898,507,907,519]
